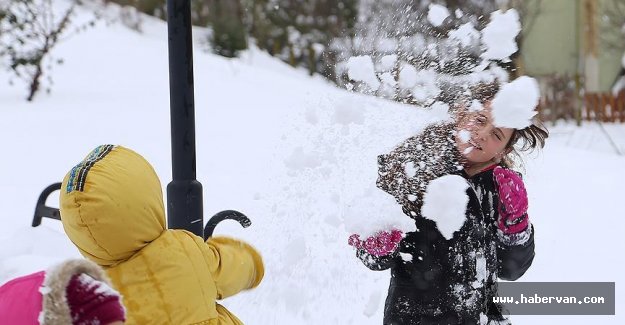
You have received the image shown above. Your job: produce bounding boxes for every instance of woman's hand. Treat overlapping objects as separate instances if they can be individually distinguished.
[494,167,529,234]
[348,229,404,256]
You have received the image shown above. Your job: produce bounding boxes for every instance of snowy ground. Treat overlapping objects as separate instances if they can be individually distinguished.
[1,4,623,325]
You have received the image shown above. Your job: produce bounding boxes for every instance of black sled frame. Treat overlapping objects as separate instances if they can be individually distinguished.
[32,183,251,241]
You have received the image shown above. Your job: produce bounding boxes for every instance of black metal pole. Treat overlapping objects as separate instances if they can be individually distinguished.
[166,0,203,236]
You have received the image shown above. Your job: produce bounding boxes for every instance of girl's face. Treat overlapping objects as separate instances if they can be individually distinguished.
[455,103,515,165]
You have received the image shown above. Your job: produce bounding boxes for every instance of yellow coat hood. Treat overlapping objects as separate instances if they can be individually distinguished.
[59,145,264,324]
[60,145,165,267]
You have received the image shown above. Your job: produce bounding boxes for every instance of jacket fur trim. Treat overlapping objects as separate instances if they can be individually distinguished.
[41,259,113,325]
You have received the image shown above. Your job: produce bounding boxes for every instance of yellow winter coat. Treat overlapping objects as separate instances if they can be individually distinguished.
[59,145,264,325]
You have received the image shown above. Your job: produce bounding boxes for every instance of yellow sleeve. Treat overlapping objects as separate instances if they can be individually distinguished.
[203,236,264,300]
[212,303,244,325]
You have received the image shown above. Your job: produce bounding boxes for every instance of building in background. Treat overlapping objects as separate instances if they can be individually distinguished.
[513,0,625,123]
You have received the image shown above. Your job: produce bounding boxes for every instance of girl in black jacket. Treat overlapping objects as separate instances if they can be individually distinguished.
[349,93,548,324]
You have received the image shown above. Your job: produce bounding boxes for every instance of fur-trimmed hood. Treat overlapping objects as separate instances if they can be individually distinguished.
[0,258,117,325]
[41,259,115,325]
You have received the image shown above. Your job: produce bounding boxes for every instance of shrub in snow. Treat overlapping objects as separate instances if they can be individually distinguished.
[0,0,96,101]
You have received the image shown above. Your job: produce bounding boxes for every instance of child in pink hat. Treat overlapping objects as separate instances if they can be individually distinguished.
[0,259,125,325]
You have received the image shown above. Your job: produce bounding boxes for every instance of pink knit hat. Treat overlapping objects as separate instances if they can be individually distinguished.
[66,273,126,325]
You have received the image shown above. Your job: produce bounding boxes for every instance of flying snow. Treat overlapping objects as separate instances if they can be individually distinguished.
[491,76,539,129]
[427,4,450,27]
[421,175,469,240]
[449,22,480,48]
[399,64,418,89]
[347,55,380,89]
[378,54,398,71]
[480,9,521,61]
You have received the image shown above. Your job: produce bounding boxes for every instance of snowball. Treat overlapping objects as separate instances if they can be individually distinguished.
[379,72,396,87]
[421,175,469,240]
[491,76,539,129]
[480,9,521,61]
[399,64,418,89]
[346,56,380,89]
[449,23,480,48]
[427,4,450,27]
[379,54,398,71]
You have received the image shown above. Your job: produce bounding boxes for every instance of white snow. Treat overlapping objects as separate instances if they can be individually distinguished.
[469,99,483,112]
[347,55,380,89]
[480,9,521,61]
[457,129,471,143]
[378,54,397,72]
[378,72,396,88]
[427,4,450,27]
[1,3,624,325]
[38,285,51,295]
[421,175,469,240]
[491,76,539,129]
[77,273,120,297]
[410,69,440,102]
[449,22,480,48]
[398,64,418,89]
[363,291,382,317]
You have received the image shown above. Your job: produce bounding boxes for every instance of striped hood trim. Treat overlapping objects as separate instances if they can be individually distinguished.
[66,145,115,193]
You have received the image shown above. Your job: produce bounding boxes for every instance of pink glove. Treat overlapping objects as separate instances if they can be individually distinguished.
[494,167,529,234]
[348,229,404,256]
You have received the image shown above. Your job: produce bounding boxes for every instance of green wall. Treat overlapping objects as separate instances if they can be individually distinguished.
[520,0,623,91]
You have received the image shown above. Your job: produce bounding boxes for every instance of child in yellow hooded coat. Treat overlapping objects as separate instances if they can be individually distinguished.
[60,145,264,325]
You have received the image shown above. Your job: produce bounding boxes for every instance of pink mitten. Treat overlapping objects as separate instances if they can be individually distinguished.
[348,229,404,256]
[494,167,529,234]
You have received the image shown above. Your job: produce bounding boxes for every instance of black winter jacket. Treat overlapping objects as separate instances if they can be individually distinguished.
[359,123,535,325]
